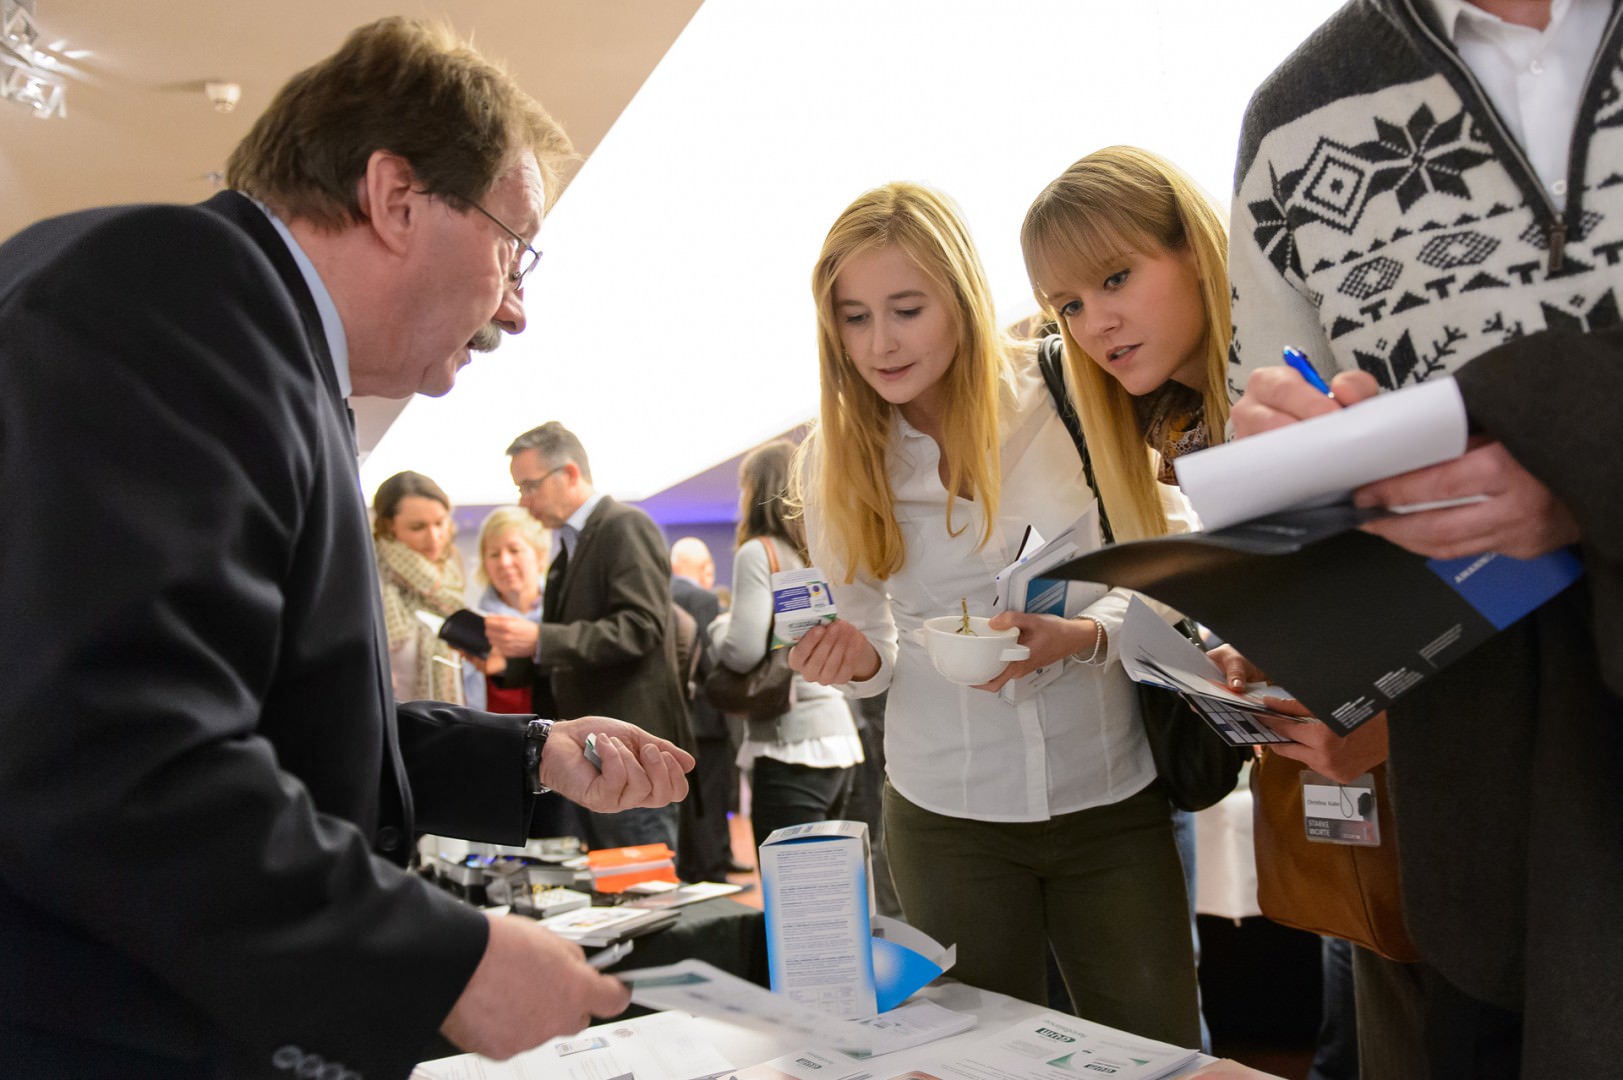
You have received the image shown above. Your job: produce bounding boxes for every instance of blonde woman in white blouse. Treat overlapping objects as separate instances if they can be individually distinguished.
[788,183,1199,1045]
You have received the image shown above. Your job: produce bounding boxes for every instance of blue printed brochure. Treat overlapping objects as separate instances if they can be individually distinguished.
[991,505,1108,703]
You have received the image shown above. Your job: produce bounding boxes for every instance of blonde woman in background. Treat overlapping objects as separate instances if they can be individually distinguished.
[461,506,549,712]
[788,182,1199,1044]
[373,470,465,704]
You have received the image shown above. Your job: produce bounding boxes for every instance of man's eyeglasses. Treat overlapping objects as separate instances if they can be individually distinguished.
[464,198,543,290]
[516,465,566,498]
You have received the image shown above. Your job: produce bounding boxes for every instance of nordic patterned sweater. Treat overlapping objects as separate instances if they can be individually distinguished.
[1227,0,1623,399]
[1224,3,1623,1075]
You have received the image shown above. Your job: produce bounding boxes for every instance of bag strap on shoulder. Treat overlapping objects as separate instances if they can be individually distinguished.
[1036,335,1114,544]
[758,536,781,651]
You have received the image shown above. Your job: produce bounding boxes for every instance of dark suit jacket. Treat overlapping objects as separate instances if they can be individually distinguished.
[670,575,726,739]
[0,194,537,1079]
[523,498,692,750]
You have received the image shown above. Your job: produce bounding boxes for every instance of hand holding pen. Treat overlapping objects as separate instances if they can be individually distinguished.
[1231,346,1381,438]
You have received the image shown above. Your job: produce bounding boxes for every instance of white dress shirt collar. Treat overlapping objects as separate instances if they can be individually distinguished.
[1422,0,1611,199]
[554,491,604,561]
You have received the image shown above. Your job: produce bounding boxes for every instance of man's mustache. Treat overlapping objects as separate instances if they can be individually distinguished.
[470,321,503,353]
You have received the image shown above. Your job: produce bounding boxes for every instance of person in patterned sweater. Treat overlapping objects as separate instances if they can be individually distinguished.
[1227,1,1622,1077]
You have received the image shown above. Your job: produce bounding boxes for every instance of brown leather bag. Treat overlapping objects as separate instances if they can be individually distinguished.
[1251,751,1420,962]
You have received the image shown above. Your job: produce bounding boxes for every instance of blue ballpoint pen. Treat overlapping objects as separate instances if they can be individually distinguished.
[1282,346,1333,396]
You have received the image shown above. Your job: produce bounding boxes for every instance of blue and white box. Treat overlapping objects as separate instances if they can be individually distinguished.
[759,820,954,1020]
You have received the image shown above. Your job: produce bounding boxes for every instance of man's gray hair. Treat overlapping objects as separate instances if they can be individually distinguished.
[506,421,592,483]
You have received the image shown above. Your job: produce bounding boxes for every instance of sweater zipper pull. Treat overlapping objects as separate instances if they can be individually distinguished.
[1547,217,1566,274]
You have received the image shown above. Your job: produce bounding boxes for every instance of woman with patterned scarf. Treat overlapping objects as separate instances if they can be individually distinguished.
[372,470,466,704]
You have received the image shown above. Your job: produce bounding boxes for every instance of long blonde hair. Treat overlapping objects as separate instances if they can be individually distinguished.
[797,182,1010,582]
[1021,146,1230,541]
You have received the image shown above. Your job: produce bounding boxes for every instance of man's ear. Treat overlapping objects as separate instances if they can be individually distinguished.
[355,149,418,257]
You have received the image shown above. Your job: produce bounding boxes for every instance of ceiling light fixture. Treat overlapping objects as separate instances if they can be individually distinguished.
[1,0,66,119]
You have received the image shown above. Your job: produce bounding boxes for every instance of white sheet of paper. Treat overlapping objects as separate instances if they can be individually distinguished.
[623,959,922,1057]
[410,1010,733,1080]
[1174,376,1469,531]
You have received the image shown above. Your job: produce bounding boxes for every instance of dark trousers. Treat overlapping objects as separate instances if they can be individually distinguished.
[1420,966,1521,1080]
[581,803,679,853]
[1311,936,1360,1080]
[884,780,1201,1048]
[677,735,736,882]
[1354,946,1430,1080]
[746,755,855,851]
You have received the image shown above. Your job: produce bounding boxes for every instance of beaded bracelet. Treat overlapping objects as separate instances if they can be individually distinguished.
[1075,616,1107,665]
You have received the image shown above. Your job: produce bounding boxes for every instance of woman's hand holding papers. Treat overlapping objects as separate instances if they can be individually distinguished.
[441,911,631,1059]
[1259,711,1391,784]
[788,619,881,685]
[1208,645,1388,783]
[542,717,694,813]
[970,611,1096,692]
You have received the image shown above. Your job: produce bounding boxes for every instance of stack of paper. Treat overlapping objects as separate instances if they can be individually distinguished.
[534,903,679,946]
[1117,597,1297,746]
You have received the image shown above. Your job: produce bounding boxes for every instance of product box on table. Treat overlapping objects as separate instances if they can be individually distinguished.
[759,820,954,1020]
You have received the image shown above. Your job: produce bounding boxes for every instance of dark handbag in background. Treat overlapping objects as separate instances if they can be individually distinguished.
[1036,335,1244,812]
[701,537,795,721]
[1251,751,1419,961]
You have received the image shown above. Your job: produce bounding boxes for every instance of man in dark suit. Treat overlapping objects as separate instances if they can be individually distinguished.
[487,422,693,853]
[0,19,692,1080]
[669,537,740,883]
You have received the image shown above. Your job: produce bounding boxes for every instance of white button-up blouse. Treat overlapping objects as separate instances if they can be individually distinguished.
[805,347,1160,822]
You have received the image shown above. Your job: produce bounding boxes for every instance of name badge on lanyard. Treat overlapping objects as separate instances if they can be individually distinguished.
[1300,770,1381,847]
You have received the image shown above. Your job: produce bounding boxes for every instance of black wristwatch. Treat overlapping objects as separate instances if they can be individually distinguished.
[524,718,554,795]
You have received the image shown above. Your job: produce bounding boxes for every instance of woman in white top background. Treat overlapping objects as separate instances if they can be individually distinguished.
[709,440,863,851]
[788,182,1199,1044]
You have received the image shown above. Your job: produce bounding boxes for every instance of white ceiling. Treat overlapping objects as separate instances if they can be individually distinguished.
[0,0,701,239]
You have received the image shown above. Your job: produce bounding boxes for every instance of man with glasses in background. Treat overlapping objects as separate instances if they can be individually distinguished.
[0,17,692,1079]
[488,422,695,854]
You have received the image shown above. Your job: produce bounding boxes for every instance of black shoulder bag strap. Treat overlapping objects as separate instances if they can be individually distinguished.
[1036,334,1114,545]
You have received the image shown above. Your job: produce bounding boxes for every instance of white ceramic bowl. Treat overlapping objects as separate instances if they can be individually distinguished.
[918,615,1031,685]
